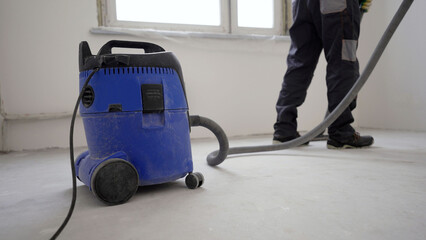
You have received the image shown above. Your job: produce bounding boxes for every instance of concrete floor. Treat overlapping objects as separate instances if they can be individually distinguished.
[0,129,425,240]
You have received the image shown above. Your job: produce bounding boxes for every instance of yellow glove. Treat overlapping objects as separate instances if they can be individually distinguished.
[359,0,373,12]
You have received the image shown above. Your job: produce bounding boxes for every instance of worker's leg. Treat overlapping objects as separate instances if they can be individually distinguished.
[319,0,361,142]
[274,0,323,140]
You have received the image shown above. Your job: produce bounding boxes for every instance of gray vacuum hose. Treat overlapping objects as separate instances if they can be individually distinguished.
[190,115,229,166]
[199,0,414,166]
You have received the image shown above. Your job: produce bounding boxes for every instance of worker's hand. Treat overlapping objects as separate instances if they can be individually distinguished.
[359,0,373,12]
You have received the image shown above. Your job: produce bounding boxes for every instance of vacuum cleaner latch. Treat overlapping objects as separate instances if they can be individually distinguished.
[141,84,164,113]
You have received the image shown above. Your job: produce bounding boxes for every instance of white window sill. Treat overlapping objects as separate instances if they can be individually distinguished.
[90,27,290,42]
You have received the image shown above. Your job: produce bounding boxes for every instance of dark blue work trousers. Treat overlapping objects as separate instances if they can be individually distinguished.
[274,0,361,141]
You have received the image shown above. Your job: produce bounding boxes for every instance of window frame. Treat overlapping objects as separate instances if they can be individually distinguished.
[98,0,289,35]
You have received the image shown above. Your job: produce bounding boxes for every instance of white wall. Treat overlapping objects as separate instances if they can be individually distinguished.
[357,0,426,131]
[0,0,328,151]
[2,0,423,152]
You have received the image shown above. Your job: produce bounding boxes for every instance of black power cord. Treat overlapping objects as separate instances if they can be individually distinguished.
[50,68,99,240]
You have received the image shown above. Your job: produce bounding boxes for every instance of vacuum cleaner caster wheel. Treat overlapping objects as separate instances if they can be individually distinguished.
[185,172,204,189]
[194,172,204,187]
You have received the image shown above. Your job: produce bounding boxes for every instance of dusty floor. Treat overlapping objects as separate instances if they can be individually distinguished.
[1,129,425,240]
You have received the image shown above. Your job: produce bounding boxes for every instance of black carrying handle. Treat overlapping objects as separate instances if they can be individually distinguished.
[96,40,165,55]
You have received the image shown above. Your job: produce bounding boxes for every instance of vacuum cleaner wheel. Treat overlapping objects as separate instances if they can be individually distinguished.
[91,158,139,205]
[185,172,204,189]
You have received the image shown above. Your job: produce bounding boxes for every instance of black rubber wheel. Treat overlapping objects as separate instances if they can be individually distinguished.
[185,173,200,189]
[193,172,204,188]
[91,159,139,205]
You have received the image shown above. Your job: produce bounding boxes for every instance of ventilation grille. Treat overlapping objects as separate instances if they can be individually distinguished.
[82,86,95,108]
[102,67,175,75]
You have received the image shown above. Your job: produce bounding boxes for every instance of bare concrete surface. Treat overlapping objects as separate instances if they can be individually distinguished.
[1,129,425,240]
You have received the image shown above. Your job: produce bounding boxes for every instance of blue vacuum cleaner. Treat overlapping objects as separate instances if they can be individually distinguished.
[76,41,208,205]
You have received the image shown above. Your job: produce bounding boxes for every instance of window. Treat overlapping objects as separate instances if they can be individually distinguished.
[98,0,291,35]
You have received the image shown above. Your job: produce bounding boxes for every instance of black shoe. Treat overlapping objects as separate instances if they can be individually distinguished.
[273,133,309,146]
[327,132,374,149]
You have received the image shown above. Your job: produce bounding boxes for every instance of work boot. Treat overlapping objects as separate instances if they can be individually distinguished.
[273,132,309,146]
[327,132,374,149]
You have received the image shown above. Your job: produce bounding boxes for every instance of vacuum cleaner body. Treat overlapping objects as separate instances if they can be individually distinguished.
[76,41,202,204]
